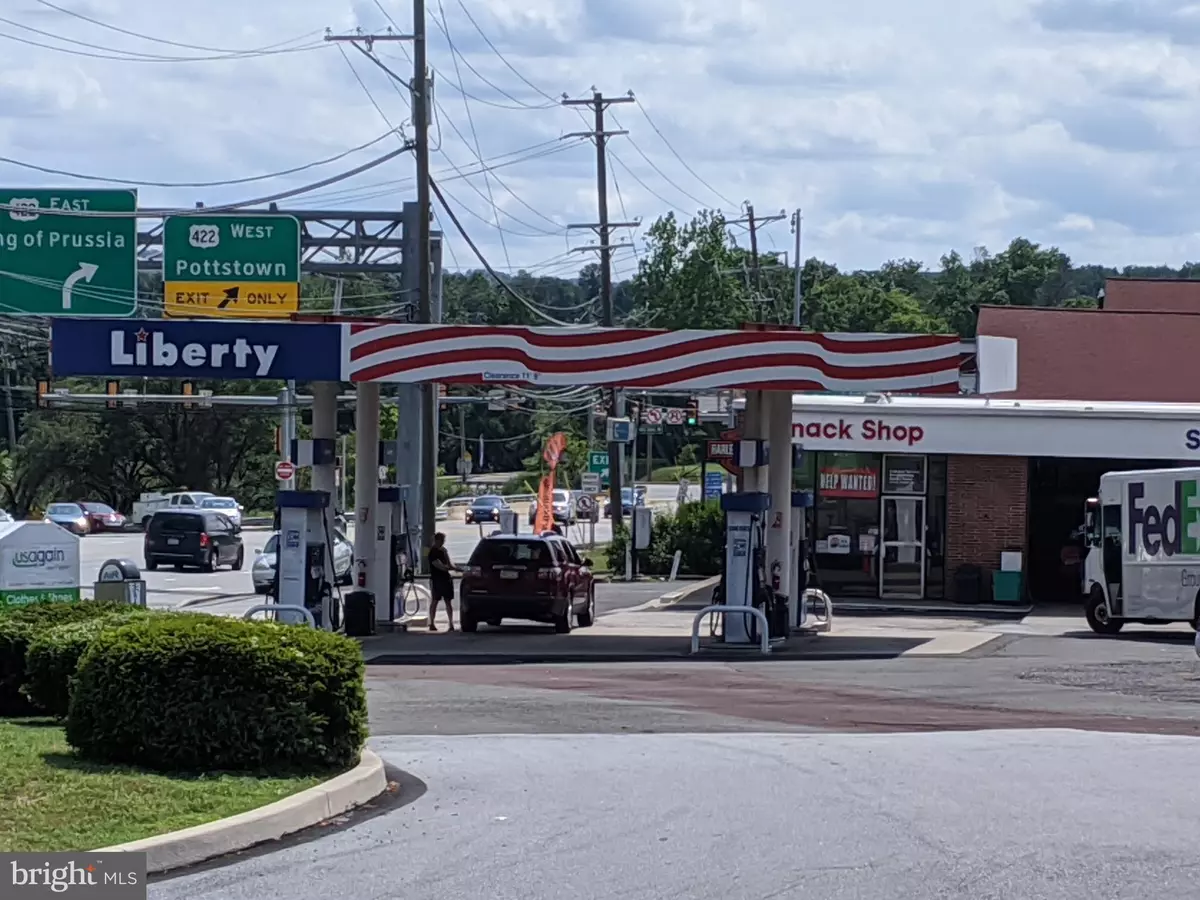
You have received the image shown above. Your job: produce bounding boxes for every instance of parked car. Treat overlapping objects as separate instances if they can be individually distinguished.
[528,489,575,526]
[465,495,509,524]
[604,486,647,518]
[45,502,89,535]
[200,495,243,527]
[251,529,353,594]
[78,501,126,533]
[459,532,595,633]
[144,508,243,572]
[133,490,214,530]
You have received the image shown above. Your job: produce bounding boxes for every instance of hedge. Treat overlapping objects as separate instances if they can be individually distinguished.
[0,601,149,717]
[23,611,151,717]
[66,614,368,773]
[606,500,725,577]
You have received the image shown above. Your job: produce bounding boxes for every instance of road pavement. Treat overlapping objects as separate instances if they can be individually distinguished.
[151,728,1200,899]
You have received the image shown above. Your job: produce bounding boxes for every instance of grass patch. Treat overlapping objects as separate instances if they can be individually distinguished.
[649,465,702,483]
[0,719,329,853]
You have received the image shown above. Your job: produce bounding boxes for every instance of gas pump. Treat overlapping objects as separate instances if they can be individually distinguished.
[716,492,774,644]
[790,490,812,626]
[274,490,336,630]
[376,486,419,627]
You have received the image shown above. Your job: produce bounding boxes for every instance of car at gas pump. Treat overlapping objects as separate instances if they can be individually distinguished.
[252,528,354,594]
[459,532,596,633]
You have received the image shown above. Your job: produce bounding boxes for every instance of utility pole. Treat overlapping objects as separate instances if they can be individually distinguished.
[563,90,637,529]
[458,404,467,484]
[725,203,787,324]
[791,209,803,327]
[324,23,435,558]
[1,345,14,451]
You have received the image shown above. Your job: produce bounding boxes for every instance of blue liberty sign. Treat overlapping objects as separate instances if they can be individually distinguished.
[50,318,341,380]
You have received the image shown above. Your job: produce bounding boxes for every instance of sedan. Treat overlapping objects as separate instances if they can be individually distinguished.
[528,489,575,526]
[465,495,509,524]
[79,501,126,533]
[45,502,89,535]
[252,529,354,594]
[200,495,243,527]
[604,486,647,518]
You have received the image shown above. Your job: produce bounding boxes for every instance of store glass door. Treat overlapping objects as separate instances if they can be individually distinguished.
[879,495,925,599]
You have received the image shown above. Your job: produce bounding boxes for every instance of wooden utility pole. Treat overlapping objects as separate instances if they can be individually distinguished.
[563,91,637,529]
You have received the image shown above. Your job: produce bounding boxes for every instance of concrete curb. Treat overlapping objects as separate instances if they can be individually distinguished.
[626,575,720,612]
[93,748,388,874]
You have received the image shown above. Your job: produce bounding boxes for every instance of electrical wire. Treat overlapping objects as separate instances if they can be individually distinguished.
[0,18,325,63]
[609,111,713,210]
[0,129,402,188]
[633,98,737,209]
[609,154,640,264]
[453,0,561,104]
[0,145,412,218]
[31,1,323,56]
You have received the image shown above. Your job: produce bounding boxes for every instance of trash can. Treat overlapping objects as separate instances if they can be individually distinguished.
[92,558,146,607]
[991,570,1023,605]
[343,590,376,637]
[954,564,983,604]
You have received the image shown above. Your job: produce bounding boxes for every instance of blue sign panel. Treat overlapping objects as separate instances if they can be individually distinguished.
[704,470,724,500]
[50,318,341,380]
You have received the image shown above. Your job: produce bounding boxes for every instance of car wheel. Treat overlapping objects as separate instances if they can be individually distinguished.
[141,516,152,531]
[144,557,158,572]
[461,613,479,633]
[203,550,217,573]
[554,595,573,634]
[577,587,595,628]
[232,547,244,571]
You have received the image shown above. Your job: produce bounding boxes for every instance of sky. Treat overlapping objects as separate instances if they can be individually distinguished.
[2,0,1200,289]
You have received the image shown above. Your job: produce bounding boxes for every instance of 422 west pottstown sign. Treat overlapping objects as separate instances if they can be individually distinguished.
[162,213,300,319]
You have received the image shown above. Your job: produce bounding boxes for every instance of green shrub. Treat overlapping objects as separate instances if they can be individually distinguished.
[23,611,150,717]
[500,473,538,496]
[604,500,725,578]
[67,614,368,773]
[0,601,146,717]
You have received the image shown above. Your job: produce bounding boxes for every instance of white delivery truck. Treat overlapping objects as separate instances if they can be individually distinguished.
[1082,466,1200,634]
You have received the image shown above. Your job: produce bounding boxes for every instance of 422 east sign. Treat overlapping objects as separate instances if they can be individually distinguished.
[162,213,300,319]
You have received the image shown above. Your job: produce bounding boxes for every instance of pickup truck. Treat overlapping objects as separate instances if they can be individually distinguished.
[132,491,214,530]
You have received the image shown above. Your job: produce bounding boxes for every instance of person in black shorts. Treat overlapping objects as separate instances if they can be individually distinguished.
[427,532,459,631]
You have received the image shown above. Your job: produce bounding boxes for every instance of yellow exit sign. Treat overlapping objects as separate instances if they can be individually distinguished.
[163,281,299,319]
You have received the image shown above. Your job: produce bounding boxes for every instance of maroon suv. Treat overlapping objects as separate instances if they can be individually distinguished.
[459,533,596,633]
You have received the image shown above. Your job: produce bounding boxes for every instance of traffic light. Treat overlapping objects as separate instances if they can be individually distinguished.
[181,380,194,409]
[36,379,49,409]
[686,399,699,426]
[105,380,119,410]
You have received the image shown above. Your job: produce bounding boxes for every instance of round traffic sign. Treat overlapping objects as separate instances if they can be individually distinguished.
[577,494,595,514]
[275,460,296,481]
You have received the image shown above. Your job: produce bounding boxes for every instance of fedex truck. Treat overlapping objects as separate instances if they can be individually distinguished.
[1082,467,1200,635]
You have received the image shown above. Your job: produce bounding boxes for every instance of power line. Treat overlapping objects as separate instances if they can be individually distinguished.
[632,97,736,209]
[609,111,714,210]
[31,1,322,55]
[0,129,401,188]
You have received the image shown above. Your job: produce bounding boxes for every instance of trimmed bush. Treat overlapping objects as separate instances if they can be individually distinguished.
[0,601,146,717]
[23,611,149,717]
[67,614,367,773]
[605,500,725,577]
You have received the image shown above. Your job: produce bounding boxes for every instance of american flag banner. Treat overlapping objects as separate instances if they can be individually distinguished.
[341,323,963,393]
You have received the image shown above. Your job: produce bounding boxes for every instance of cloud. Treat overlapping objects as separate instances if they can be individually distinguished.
[0,0,1199,290]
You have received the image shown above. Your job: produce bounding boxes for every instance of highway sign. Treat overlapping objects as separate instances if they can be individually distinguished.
[588,451,609,472]
[275,460,296,481]
[665,408,685,425]
[0,188,138,316]
[163,213,300,318]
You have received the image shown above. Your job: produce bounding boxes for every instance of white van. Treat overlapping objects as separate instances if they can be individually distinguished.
[1082,466,1200,634]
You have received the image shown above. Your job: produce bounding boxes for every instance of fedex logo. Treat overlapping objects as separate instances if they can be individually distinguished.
[1127,479,1200,557]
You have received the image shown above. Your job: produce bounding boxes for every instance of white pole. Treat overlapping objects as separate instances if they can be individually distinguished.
[791,209,803,328]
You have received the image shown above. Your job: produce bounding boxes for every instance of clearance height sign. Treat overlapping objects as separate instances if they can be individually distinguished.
[162,214,300,319]
[791,411,1200,460]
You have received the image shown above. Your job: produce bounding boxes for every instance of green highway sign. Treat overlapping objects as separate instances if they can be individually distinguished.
[588,450,610,474]
[162,213,301,318]
[0,188,138,317]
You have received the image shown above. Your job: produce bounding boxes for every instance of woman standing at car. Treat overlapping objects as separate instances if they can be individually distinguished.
[427,532,459,631]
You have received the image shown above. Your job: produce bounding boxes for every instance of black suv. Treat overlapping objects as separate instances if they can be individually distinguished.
[144,509,244,572]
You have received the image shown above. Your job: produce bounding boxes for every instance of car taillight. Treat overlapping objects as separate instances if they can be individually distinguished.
[199,533,210,547]
[463,565,482,576]
[537,567,561,580]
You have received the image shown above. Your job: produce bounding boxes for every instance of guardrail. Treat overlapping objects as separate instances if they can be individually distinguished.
[242,604,316,628]
[689,604,771,656]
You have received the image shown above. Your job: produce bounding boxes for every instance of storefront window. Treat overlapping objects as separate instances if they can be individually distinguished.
[793,451,816,491]
[812,452,881,598]
[883,455,926,494]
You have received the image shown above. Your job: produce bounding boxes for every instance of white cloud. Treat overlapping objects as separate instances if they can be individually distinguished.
[2,0,1200,285]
